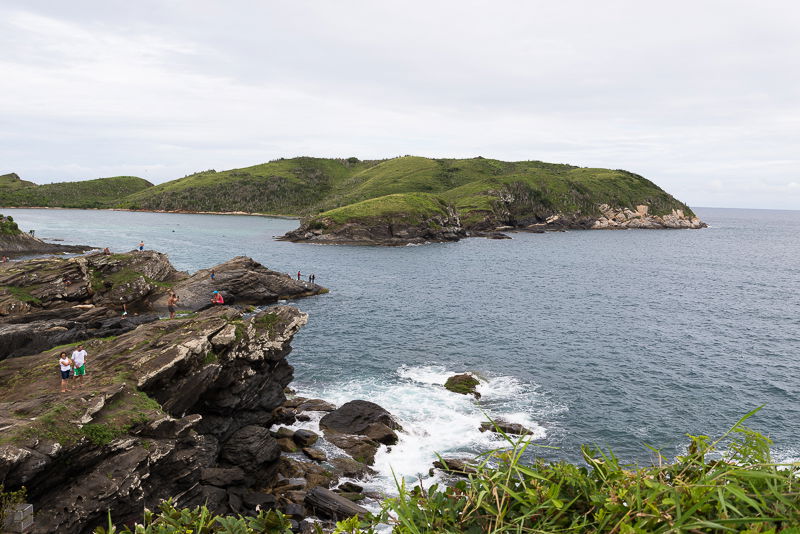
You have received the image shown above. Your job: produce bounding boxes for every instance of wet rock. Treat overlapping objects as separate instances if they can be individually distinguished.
[277,438,299,453]
[325,433,381,465]
[363,422,399,445]
[320,400,401,437]
[304,486,369,520]
[302,448,327,462]
[296,399,336,412]
[431,457,478,477]
[337,481,364,493]
[479,420,532,435]
[329,457,375,479]
[444,373,481,398]
[274,427,296,440]
[293,429,318,447]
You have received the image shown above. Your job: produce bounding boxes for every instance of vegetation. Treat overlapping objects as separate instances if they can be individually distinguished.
[1,157,695,229]
[94,499,295,534]
[0,484,27,528]
[92,410,800,533]
[315,193,453,226]
[0,174,152,209]
[0,213,21,235]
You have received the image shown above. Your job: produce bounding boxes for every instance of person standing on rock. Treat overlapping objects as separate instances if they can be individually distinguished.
[138,241,144,252]
[210,269,216,281]
[167,291,179,319]
[58,351,72,392]
[311,274,315,284]
[297,271,302,281]
[71,345,87,387]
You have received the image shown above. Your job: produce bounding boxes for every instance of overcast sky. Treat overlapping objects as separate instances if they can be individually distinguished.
[1,1,798,209]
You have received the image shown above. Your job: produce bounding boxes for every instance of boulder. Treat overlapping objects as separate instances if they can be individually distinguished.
[431,457,478,477]
[319,400,401,435]
[304,487,368,520]
[296,399,337,412]
[302,448,327,462]
[324,433,380,465]
[444,373,481,398]
[293,429,319,447]
[479,420,532,435]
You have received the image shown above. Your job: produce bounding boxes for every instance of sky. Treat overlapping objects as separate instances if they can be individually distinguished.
[1,1,798,209]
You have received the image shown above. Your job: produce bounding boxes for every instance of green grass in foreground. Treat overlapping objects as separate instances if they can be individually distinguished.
[93,408,799,533]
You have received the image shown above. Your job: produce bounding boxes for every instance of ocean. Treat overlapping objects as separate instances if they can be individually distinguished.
[5,206,798,495]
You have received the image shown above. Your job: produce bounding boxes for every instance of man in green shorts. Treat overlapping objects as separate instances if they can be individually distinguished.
[71,344,87,387]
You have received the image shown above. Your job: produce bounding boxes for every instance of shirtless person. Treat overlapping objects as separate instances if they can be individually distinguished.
[167,291,179,319]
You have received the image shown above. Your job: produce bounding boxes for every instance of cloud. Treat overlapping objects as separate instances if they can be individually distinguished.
[0,1,799,209]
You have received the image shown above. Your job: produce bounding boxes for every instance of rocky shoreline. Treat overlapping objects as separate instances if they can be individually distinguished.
[280,202,707,246]
[0,251,408,533]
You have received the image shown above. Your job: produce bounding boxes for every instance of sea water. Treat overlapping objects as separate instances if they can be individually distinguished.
[5,207,799,495]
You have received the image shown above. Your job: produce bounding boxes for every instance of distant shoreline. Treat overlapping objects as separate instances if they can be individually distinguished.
[0,205,301,220]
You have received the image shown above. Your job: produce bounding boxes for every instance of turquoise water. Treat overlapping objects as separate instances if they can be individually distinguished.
[5,207,799,489]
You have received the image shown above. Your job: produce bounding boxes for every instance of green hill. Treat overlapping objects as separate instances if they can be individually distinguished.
[118,156,695,226]
[0,175,153,209]
[0,157,698,232]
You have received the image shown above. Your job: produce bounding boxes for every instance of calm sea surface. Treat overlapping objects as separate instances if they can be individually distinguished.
[5,207,799,490]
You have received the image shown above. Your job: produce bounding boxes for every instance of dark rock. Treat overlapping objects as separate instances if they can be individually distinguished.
[479,420,532,435]
[304,486,369,520]
[363,422,398,445]
[282,502,306,518]
[444,373,481,398]
[431,457,478,477]
[337,492,365,502]
[319,400,401,435]
[325,433,380,465]
[277,437,299,453]
[200,467,246,487]
[329,457,375,479]
[295,413,311,422]
[293,429,318,447]
[337,481,363,493]
[302,448,327,462]
[220,426,280,471]
[241,489,276,511]
[271,407,297,425]
[296,399,336,412]
[274,427,296,440]
[281,397,308,409]
[276,457,335,490]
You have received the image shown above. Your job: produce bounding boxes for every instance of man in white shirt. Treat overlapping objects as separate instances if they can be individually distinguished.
[71,345,88,386]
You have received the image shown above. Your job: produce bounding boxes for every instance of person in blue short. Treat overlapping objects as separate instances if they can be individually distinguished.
[58,351,72,392]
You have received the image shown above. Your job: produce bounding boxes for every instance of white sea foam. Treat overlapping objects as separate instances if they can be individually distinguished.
[291,365,558,497]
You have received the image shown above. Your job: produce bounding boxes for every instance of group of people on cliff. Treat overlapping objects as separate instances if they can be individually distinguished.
[57,345,88,393]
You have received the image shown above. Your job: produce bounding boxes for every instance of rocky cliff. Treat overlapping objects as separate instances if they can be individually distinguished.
[0,305,306,533]
[0,251,327,360]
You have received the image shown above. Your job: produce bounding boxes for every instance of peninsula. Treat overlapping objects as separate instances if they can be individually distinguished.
[1,157,705,246]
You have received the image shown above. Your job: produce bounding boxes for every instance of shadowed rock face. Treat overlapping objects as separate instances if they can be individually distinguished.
[0,305,308,534]
[0,252,327,361]
[0,232,91,258]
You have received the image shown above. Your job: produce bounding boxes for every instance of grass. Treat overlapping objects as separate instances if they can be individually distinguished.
[0,176,152,209]
[312,192,452,226]
[0,157,695,230]
[2,285,42,305]
[0,213,21,235]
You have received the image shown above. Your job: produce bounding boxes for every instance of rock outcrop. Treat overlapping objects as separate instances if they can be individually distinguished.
[589,204,706,230]
[0,252,327,361]
[0,230,91,259]
[0,305,308,533]
[444,373,481,398]
[280,209,466,246]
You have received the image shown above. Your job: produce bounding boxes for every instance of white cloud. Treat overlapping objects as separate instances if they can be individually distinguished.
[0,1,799,209]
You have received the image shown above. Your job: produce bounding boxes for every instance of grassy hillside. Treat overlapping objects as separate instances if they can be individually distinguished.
[0,175,153,209]
[0,157,696,229]
[118,156,695,227]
